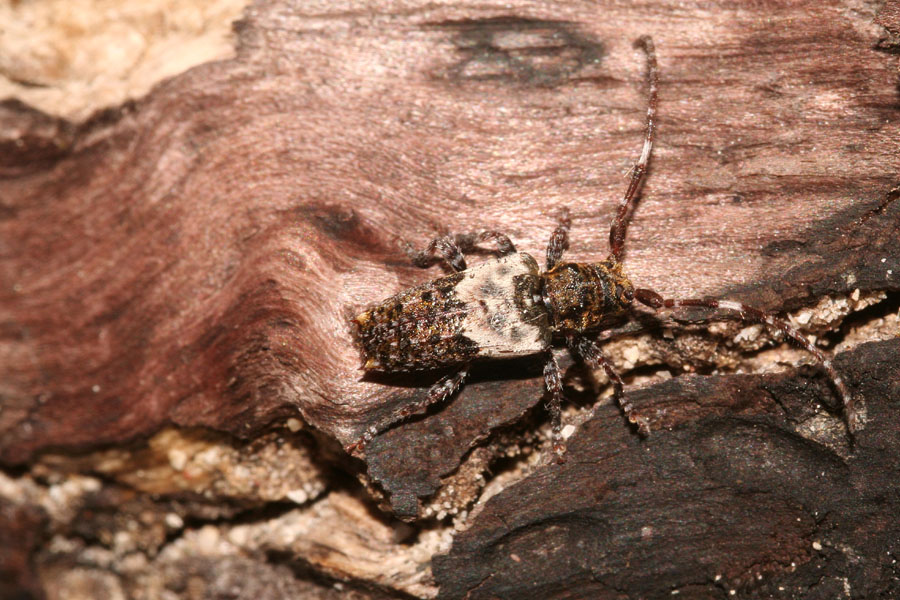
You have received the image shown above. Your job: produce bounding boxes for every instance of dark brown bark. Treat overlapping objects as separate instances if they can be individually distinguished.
[0,0,898,598]
[433,338,900,599]
[0,498,46,599]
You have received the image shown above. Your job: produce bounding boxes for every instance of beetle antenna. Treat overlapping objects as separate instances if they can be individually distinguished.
[608,36,659,264]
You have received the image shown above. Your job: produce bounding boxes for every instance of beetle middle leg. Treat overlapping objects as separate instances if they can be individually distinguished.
[633,289,865,434]
[346,365,471,454]
[455,231,517,256]
[404,231,516,272]
[404,235,469,271]
[543,352,566,462]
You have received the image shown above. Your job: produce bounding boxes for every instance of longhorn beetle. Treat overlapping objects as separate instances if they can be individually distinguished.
[349,36,864,459]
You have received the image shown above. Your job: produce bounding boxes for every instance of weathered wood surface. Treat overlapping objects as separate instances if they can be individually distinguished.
[1,0,898,597]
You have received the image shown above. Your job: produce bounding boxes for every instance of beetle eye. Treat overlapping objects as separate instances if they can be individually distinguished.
[615,284,633,304]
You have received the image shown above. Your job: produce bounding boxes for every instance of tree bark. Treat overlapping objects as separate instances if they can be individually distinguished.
[1,0,898,598]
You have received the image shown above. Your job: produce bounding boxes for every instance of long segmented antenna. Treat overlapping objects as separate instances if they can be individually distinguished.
[608,36,659,263]
[634,289,866,435]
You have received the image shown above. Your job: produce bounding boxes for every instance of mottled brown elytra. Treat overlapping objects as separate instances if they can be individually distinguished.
[350,36,863,460]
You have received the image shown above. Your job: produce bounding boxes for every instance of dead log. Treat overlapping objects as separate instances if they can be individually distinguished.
[0,0,898,597]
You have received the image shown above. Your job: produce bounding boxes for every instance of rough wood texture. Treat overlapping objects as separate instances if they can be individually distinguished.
[1,0,898,598]
[433,339,900,599]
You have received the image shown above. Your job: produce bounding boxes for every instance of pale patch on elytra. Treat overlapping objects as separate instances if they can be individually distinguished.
[454,253,550,358]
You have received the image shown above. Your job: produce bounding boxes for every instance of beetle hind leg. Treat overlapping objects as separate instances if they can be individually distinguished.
[345,365,471,455]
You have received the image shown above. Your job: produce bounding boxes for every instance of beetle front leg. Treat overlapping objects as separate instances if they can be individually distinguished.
[569,335,650,435]
[545,207,571,270]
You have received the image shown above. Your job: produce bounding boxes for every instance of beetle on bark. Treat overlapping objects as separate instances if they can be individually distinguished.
[350,36,864,460]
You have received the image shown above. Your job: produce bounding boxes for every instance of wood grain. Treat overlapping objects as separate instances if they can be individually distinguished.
[0,0,898,597]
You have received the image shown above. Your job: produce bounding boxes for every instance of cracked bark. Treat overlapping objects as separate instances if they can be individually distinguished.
[1,0,899,598]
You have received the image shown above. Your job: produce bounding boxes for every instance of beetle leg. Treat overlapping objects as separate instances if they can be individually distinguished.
[403,235,468,271]
[345,365,471,455]
[569,335,650,435]
[403,231,517,272]
[545,207,571,270]
[543,352,566,463]
[455,231,517,256]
